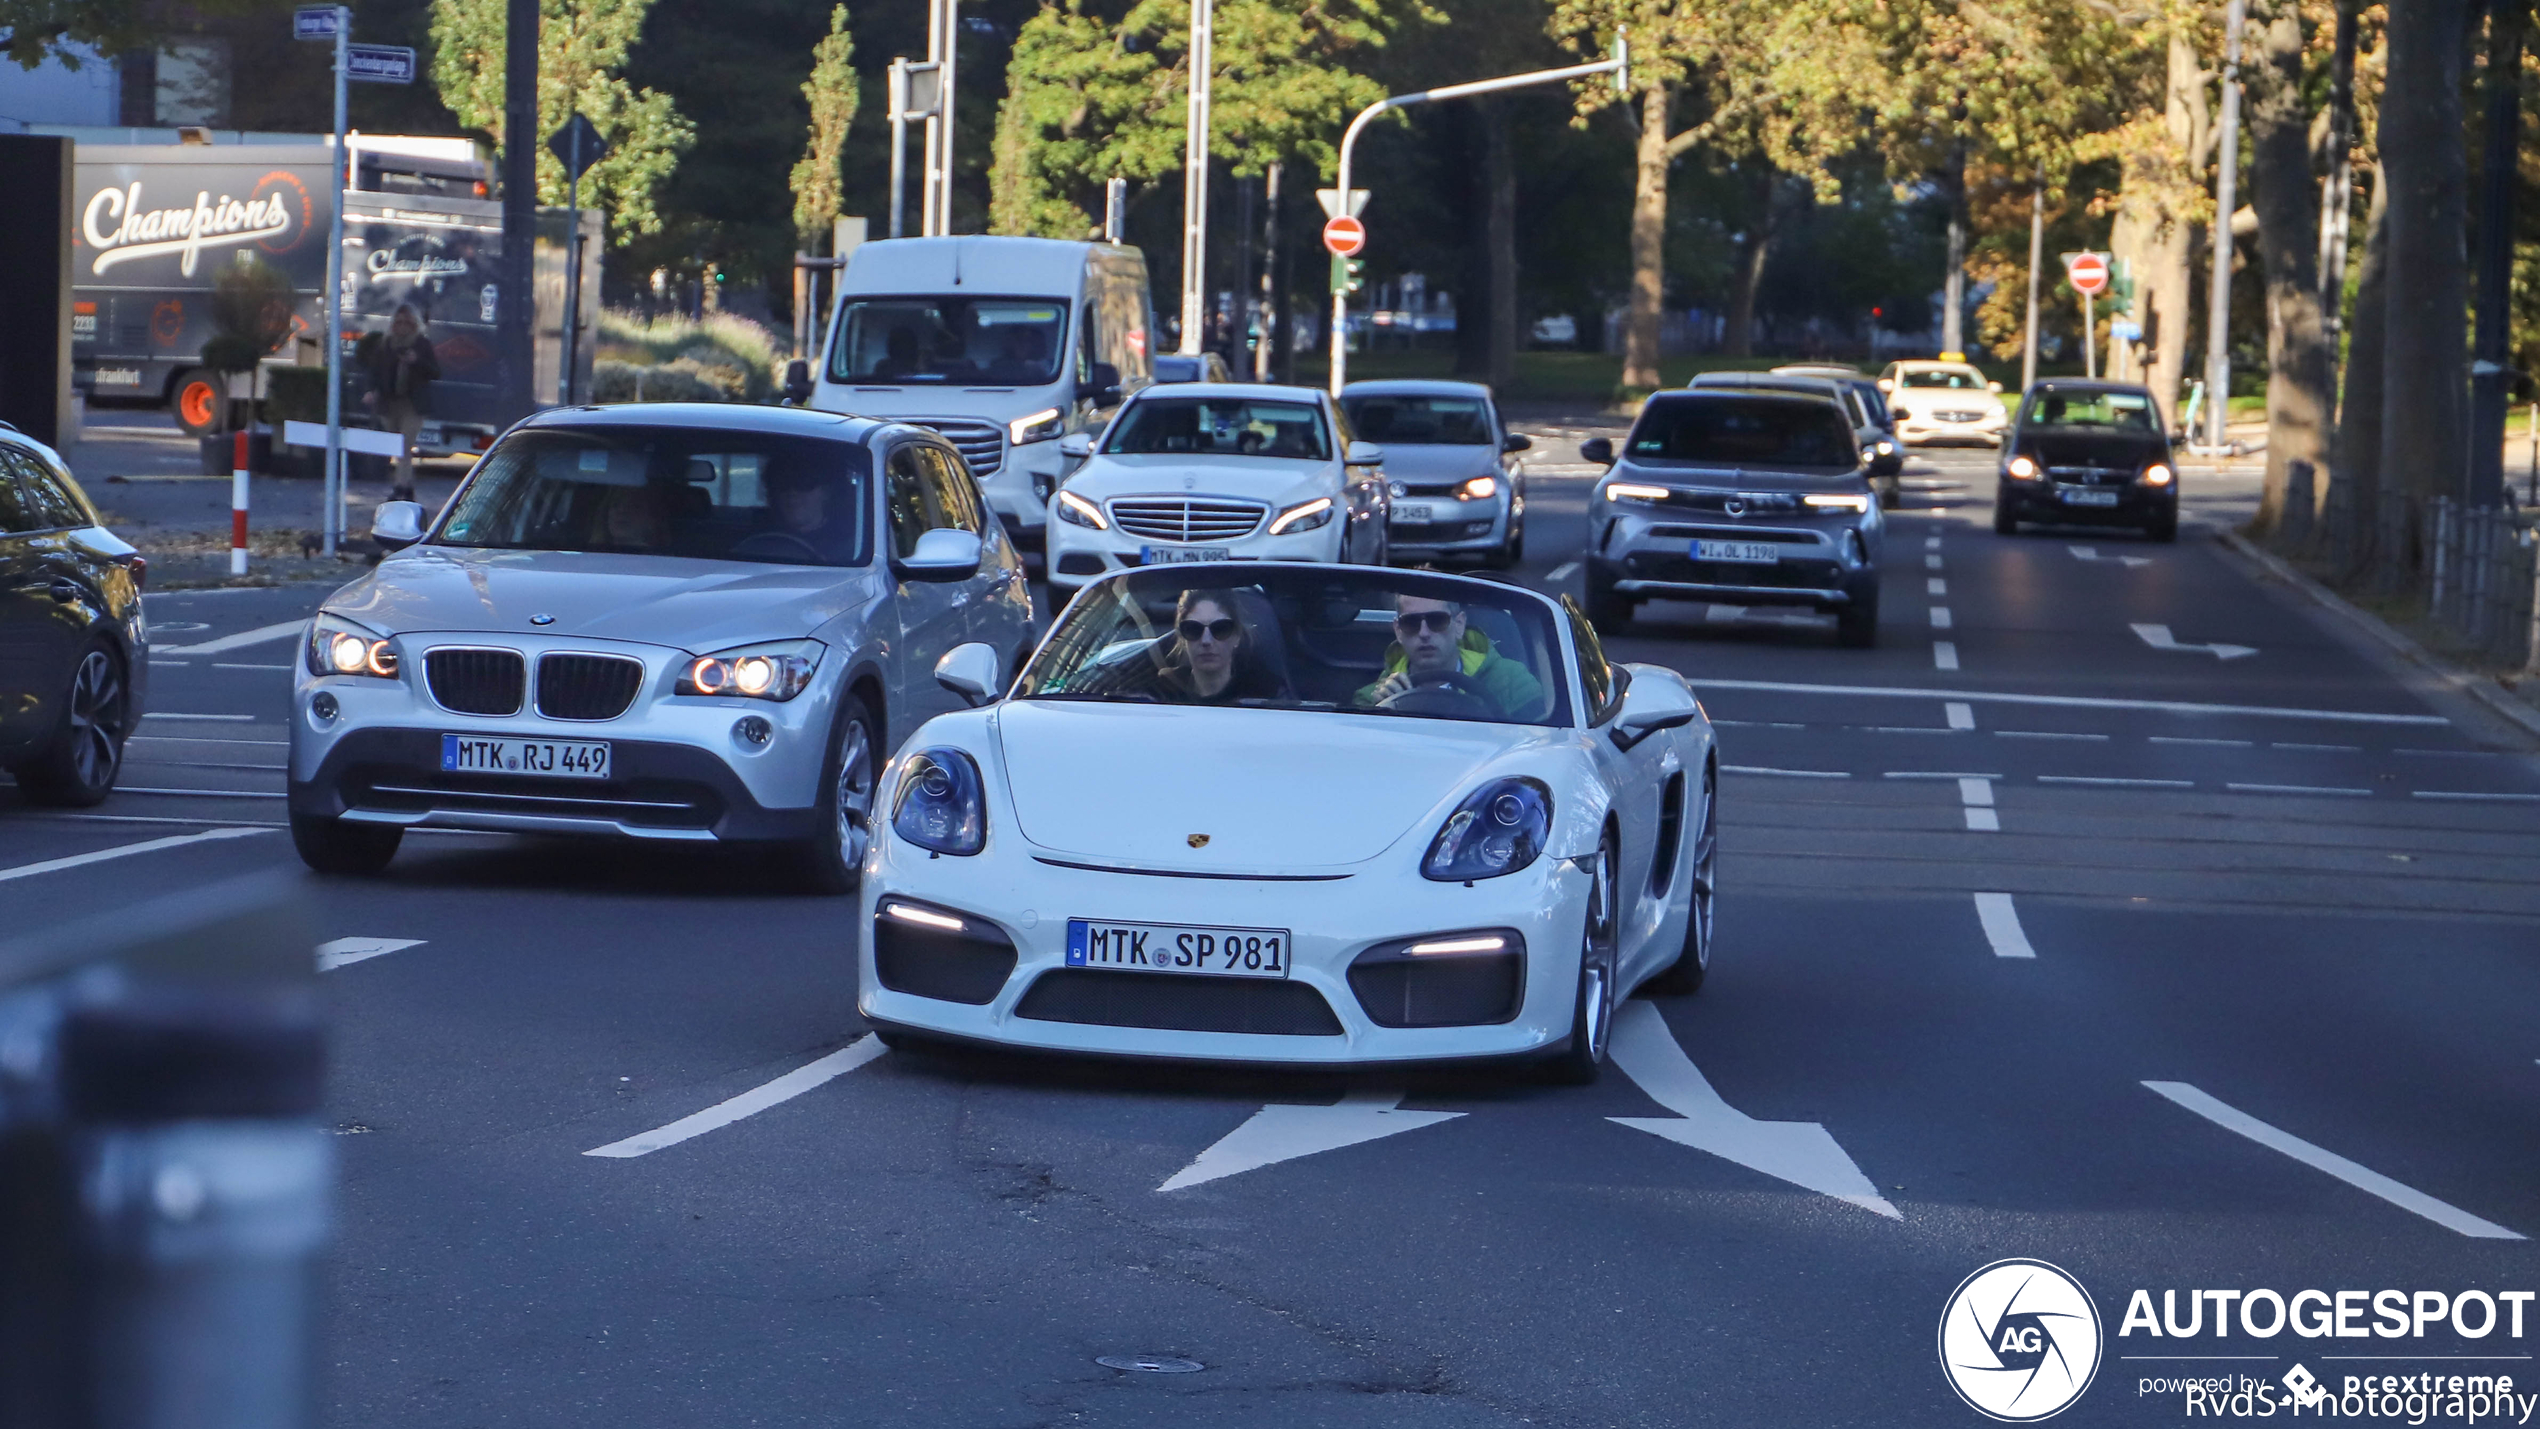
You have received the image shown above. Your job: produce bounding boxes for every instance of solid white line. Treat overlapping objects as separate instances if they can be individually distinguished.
[2142,1081,2523,1239]
[318,937,425,971]
[49,813,287,828]
[141,712,258,722]
[152,620,304,656]
[1869,725,1955,734]
[1974,893,2035,959]
[1995,730,2109,741]
[1544,560,1580,582]
[1929,606,1954,629]
[1964,808,2000,831]
[1932,641,1960,670]
[1720,765,1850,779]
[116,787,287,799]
[212,662,293,672]
[2395,748,2498,758]
[1683,677,2449,726]
[1945,702,1974,729]
[2410,790,2540,802]
[2274,742,2359,752]
[0,827,266,884]
[1957,777,1995,807]
[2038,775,2196,788]
[2227,783,2372,797]
[1884,770,2004,780]
[585,1036,888,1158]
[1927,577,1947,595]
[2151,736,2252,747]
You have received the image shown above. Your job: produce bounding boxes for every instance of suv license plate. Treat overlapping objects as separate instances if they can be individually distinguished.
[1141,545,1231,565]
[1695,539,1781,564]
[1066,918,1291,979]
[2061,488,2120,507]
[441,734,611,779]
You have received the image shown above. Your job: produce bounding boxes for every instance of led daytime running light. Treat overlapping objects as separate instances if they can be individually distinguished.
[1269,496,1335,534]
[1605,482,1669,502]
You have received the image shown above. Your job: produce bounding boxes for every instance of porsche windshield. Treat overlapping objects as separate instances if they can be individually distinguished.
[1102,397,1333,460]
[1017,569,1571,727]
[434,428,872,566]
[828,296,1069,386]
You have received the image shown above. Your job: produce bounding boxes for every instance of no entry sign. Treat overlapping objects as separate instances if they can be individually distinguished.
[1322,215,1366,257]
[2065,251,2110,296]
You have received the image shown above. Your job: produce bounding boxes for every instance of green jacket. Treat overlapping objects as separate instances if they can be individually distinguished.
[1354,628,1546,717]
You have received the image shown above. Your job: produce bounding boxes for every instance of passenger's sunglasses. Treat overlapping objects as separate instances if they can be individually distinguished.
[1393,610,1458,634]
[1178,618,1240,642]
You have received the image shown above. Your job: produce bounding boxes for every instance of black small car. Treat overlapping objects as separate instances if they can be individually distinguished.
[1772,365,1905,481]
[1994,380,2179,541]
[0,425,148,806]
[1696,371,1901,503]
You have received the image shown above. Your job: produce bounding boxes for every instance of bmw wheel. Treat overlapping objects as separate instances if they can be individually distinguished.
[15,642,130,807]
[291,814,403,875]
[1544,834,1620,1085]
[794,693,879,895]
[1647,766,1716,995]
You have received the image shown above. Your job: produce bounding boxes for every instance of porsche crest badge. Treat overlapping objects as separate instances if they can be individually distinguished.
[1187,834,1211,848]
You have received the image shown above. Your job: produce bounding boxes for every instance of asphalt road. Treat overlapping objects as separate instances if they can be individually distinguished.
[5,441,2537,1427]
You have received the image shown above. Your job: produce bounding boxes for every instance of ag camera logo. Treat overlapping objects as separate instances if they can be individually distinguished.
[1940,1259,2104,1421]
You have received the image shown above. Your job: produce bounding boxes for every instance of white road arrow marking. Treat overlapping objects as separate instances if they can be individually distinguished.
[317,937,425,971]
[2069,545,2153,568]
[1606,1003,1899,1218]
[1157,1089,1463,1192]
[2131,623,2258,661]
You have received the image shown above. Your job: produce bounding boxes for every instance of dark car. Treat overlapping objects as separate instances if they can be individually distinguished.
[1581,391,1885,646]
[0,425,148,806]
[1772,365,1903,481]
[1694,371,1900,504]
[1993,380,2178,541]
[1151,352,1234,384]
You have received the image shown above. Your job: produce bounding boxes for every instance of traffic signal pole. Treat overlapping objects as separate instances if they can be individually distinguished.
[1325,39,1628,396]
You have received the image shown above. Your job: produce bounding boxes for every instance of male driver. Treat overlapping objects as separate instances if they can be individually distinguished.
[1355,593,1544,717]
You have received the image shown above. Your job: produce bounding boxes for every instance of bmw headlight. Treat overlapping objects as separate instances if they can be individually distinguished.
[1421,777,1551,882]
[677,639,824,701]
[305,612,399,679]
[891,748,985,856]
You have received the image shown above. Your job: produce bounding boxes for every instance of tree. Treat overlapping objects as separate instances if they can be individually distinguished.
[2373,0,2470,571]
[2242,0,2335,533]
[429,0,696,241]
[789,5,858,250]
[2,0,275,68]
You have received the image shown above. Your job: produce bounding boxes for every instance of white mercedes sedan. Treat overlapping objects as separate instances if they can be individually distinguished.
[858,564,1719,1081]
[1042,384,1390,598]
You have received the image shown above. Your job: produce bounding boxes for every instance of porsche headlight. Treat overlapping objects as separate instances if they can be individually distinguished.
[677,639,824,701]
[891,748,985,856]
[305,613,399,679]
[1008,407,1064,445]
[1269,496,1335,534]
[1421,777,1551,882]
[1054,489,1108,530]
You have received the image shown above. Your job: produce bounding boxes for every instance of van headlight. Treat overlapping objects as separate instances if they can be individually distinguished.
[677,639,823,701]
[892,748,985,856]
[306,613,399,679]
[1421,778,1551,882]
[1008,407,1064,445]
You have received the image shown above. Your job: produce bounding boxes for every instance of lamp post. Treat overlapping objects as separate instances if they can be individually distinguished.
[1178,0,1213,355]
[2202,0,2247,454]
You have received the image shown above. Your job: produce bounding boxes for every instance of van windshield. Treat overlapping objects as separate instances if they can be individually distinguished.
[829,296,1069,386]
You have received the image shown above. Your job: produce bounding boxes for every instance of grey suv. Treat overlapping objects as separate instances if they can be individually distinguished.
[1581,390,1885,646]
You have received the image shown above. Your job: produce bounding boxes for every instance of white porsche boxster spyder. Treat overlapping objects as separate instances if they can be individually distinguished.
[857,564,1718,1081]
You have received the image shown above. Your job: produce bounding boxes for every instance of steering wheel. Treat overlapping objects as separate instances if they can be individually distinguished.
[1379,668,1496,717]
[730,531,824,562]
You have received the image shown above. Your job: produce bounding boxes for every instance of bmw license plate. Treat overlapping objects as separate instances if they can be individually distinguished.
[1066,918,1290,979]
[1140,545,1231,565]
[440,734,611,779]
[1695,539,1781,564]
[2060,488,2120,507]
[1390,502,1437,525]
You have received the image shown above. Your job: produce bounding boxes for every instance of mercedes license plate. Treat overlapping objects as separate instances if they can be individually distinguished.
[2060,488,2120,507]
[440,734,611,779]
[1141,545,1232,565]
[1066,918,1291,979]
[1695,539,1782,564]
[1390,502,1437,525]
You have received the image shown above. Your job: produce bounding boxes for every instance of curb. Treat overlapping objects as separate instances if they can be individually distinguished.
[2215,530,2540,744]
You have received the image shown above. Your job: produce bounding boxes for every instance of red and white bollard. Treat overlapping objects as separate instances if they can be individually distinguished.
[230,430,250,577]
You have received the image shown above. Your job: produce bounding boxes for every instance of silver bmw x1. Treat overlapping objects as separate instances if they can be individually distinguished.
[287,403,1035,889]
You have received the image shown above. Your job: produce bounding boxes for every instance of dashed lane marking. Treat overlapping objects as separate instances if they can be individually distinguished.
[1974,893,2036,959]
[2039,775,2195,788]
[1544,561,1580,581]
[2274,743,2361,753]
[1927,577,1948,596]
[2226,783,2372,797]
[1930,606,1954,629]
[1933,641,1960,671]
[152,620,305,656]
[1995,730,2109,741]
[0,827,267,884]
[141,713,257,722]
[2151,736,2252,747]
[1720,765,1850,779]
[319,937,425,971]
[2143,1082,2523,1240]
[212,663,294,672]
[1959,777,1998,831]
[1683,677,2448,726]
[1926,554,1944,570]
[1946,702,1975,729]
[1882,770,2005,780]
[115,787,287,799]
[2412,791,2540,802]
[585,1036,887,1159]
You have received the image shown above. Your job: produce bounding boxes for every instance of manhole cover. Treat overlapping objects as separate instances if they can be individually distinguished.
[1097,1355,1203,1374]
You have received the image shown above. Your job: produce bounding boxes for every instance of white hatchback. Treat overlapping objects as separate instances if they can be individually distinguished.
[1043,383,1390,597]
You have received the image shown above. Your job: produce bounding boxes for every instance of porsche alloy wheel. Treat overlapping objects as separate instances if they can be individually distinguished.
[1648,766,1716,995]
[1546,835,1620,1085]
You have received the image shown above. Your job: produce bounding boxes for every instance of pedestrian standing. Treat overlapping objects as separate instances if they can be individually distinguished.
[357,304,440,501]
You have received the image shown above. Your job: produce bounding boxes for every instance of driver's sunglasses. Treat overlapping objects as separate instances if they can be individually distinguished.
[1393,610,1458,634]
[1178,618,1240,642]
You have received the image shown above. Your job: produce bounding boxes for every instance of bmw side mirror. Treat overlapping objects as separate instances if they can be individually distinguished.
[934,642,1002,706]
[1579,436,1614,466]
[1501,432,1533,453]
[1345,440,1385,466]
[893,526,984,583]
[1058,432,1094,460]
[782,359,814,405]
[371,499,425,549]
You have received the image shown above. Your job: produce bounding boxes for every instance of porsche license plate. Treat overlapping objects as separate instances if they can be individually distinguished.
[2060,488,2120,507]
[1390,502,1437,525]
[440,734,610,779]
[1141,545,1231,565]
[1695,539,1782,564]
[1066,918,1290,979]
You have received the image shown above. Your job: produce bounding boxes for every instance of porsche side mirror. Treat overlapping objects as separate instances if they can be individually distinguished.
[935,642,1002,707]
[1058,432,1094,460]
[1502,432,1533,453]
[893,527,983,583]
[1609,668,1701,751]
[371,499,425,549]
[782,359,814,405]
[1345,440,1385,466]
[1579,436,1614,466]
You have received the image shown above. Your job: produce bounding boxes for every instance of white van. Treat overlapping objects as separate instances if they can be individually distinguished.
[791,237,1155,553]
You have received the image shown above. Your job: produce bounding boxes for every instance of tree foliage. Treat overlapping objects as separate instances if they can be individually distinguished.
[429,0,696,240]
[789,5,859,249]
[2,0,276,69]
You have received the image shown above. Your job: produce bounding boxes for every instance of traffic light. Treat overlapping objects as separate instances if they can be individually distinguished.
[1330,254,1363,296]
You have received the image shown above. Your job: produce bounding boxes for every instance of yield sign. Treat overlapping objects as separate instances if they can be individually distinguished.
[1322,214,1366,257]
[2064,251,2110,296]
